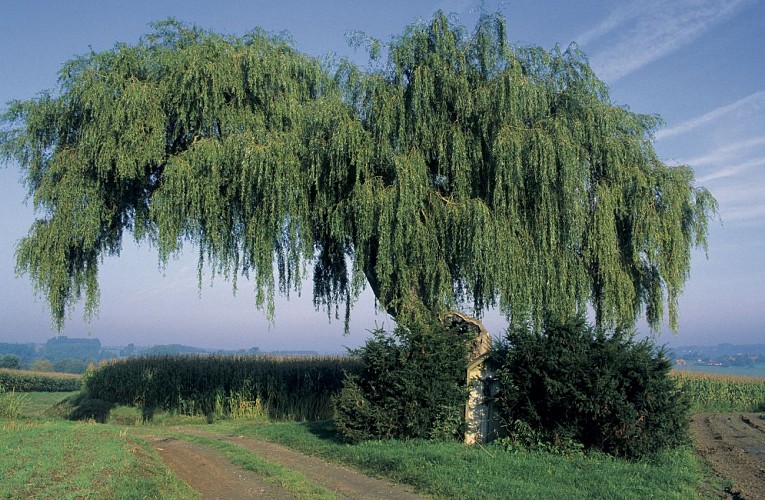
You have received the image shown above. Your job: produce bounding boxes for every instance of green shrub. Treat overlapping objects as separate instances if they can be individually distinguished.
[333,322,470,443]
[45,392,116,423]
[492,315,689,459]
[0,387,29,418]
[30,359,54,372]
[53,358,88,374]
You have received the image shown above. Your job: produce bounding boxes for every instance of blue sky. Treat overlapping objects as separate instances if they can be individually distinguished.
[1,0,763,351]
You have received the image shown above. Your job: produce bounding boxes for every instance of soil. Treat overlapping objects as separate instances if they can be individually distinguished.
[690,413,765,499]
[140,428,424,499]
[150,437,292,499]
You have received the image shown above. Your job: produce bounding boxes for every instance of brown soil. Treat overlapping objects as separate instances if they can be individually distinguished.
[141,428,424,499]
[691,413,765,499]
[150,436,292,498]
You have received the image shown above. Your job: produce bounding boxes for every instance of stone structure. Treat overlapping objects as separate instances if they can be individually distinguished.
[441,312,501,445]
[465,352,501,445]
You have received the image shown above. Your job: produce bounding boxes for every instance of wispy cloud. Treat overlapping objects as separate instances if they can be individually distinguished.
[576,6,640,47]
[656,91,765,140]
[677,135,765,167]
[722,203,765,223]
[696,157,765,183]
[577,0,751,83]
[708,183,765,205]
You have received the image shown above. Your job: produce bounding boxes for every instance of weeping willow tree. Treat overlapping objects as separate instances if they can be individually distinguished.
[0,12,715,335]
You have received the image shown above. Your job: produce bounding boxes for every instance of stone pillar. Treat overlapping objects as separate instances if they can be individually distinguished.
[440,311,500,445]
[464,354,500,445]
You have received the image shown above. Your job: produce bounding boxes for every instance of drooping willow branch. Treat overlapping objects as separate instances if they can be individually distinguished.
[0,13,716,333]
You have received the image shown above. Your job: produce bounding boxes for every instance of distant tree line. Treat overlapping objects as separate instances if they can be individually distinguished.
[0,337,261,374]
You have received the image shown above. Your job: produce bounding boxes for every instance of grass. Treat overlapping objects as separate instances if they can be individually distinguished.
[215,420,705,499]
[22,391,79,417]
[0,419,197,498]
[1,392,196,499]
[1,383,733,499]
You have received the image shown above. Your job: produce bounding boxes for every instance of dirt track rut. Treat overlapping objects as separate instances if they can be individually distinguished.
[142,429,423,499]
[691,413,765,499]
[152,437,292,499]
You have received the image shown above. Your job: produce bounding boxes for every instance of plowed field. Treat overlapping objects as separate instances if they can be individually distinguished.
[691,413,765,499]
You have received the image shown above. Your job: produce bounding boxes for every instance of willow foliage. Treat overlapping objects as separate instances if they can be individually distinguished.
[0,13,715,332]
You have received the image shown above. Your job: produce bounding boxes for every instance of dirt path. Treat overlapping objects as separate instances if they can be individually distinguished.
[150,436,292,498]
[140,429,424,499]
[691,413,765,499]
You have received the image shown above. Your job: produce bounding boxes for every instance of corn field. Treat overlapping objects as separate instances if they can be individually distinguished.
[0,368,82,392]
[671,371,765,413]
[85,355,361,421]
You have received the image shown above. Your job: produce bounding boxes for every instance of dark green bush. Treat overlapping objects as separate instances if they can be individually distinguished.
[333,322,470,443]
[492,315,689,459]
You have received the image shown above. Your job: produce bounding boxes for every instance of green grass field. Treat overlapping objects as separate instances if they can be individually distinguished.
[2,376,747,499]
[0,418,196,498]
[0,366,765,499]
[216,419,704,499]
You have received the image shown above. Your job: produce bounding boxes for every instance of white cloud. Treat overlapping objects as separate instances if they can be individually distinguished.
[722,203,765,223]
[678,134,765,167]
[577,0,751,83]
[575,5,640,47]
[696,157,765,183]
[656,91,765,140]
[709,183,765,205]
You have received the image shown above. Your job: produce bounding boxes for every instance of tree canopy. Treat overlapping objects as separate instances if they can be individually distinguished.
[0,12,716,333]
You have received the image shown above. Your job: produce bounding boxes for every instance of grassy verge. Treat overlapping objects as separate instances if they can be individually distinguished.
[1,392,196,499]
[2,392,715,499]
[21,391,80,417]
[0,419,197,498]
[216,420,705,499]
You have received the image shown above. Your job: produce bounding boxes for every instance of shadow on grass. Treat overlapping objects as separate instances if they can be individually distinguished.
[303,420,341,443]
[46,391,115,423]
